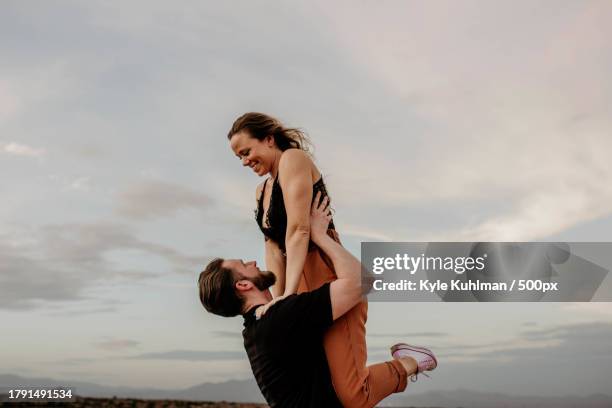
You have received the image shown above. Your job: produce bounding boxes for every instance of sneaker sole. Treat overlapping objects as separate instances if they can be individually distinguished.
[390,343,438,369]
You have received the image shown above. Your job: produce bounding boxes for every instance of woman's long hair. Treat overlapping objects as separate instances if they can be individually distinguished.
[227,112,311,153]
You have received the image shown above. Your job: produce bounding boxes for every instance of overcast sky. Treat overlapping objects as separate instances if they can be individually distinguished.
[1,0,611,398]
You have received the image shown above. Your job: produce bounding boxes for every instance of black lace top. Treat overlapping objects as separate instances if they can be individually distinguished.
[255,175,335,254]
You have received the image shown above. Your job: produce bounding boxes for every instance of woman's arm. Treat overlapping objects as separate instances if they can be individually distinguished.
[279,150,314,296]
[265,238,286,297]
[255,181,287,297]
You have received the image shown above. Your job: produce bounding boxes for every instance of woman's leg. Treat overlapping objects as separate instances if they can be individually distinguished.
[299,231,409,408]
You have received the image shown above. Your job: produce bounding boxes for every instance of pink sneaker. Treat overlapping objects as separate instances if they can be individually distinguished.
[390,343,438,382]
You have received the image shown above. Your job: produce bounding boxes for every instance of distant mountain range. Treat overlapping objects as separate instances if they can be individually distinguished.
[2,374,612,408]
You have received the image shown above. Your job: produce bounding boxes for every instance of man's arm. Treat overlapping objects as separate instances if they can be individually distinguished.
[310,193,363,321]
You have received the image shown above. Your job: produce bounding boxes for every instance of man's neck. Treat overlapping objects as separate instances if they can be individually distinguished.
[243,290,272,314]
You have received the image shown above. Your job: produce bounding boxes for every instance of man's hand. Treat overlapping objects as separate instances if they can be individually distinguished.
[310,191,332,243]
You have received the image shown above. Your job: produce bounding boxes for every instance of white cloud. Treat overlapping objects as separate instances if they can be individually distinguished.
[313,1,612,241]
[115,180,212,221]
[1,142,45,157]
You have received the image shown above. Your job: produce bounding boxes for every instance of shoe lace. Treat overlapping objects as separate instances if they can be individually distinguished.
[410,370,431,382]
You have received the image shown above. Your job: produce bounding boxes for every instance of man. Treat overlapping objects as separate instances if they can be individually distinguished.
[198,194,437,407]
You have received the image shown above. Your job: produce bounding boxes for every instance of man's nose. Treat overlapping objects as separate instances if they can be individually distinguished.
[241,157,250,166]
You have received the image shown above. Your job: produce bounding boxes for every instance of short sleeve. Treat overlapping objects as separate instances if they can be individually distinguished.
[269,283,334,337]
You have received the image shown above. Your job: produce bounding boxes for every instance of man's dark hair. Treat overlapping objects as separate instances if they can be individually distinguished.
[198,258,245,317]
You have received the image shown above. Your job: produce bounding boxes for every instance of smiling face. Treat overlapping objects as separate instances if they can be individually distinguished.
[229,130,278,177]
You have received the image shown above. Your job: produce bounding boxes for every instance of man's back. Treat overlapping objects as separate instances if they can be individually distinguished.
[242,283,342,408]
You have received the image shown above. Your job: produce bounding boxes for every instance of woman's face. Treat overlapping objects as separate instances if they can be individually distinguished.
[230,130,276,177]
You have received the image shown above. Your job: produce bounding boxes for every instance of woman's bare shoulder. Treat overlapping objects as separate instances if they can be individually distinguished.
[279,149,315,174]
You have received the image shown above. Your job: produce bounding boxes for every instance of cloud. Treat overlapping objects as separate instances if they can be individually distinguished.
[455,322,612,367]
[562,303,612,318]
[0,222,206,309]
[435,322,612,363]
[0,142,45,157]
[128,349,245,362]
[366,322,612,367]
[45,306,118,317]
[94,339,140,351]
[521,321,612,343]
[47,357,98,366]
[312,1,612,241]
[38,222,204,273]
[115,180,213,221]
[0,247,85,309]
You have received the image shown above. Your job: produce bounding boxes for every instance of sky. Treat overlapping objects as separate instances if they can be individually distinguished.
[1,0,612,398]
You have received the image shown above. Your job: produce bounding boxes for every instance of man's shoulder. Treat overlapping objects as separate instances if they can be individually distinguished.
[250,283,332,337]
[261,295,298,320]
[271,283,332,321]
[278,283,331,308]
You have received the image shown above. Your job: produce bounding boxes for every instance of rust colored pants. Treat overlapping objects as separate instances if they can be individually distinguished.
[297,230,408,408]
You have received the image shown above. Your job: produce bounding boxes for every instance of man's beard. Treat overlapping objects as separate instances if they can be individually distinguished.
[248,270,276,291]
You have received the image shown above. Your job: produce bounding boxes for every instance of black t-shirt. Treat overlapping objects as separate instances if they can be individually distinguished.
[242,283,342,408]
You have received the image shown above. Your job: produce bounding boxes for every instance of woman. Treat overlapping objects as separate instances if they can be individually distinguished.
[228,112,413,407]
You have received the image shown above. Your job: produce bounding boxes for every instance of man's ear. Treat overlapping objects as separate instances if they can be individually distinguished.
[235,279,254,292]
